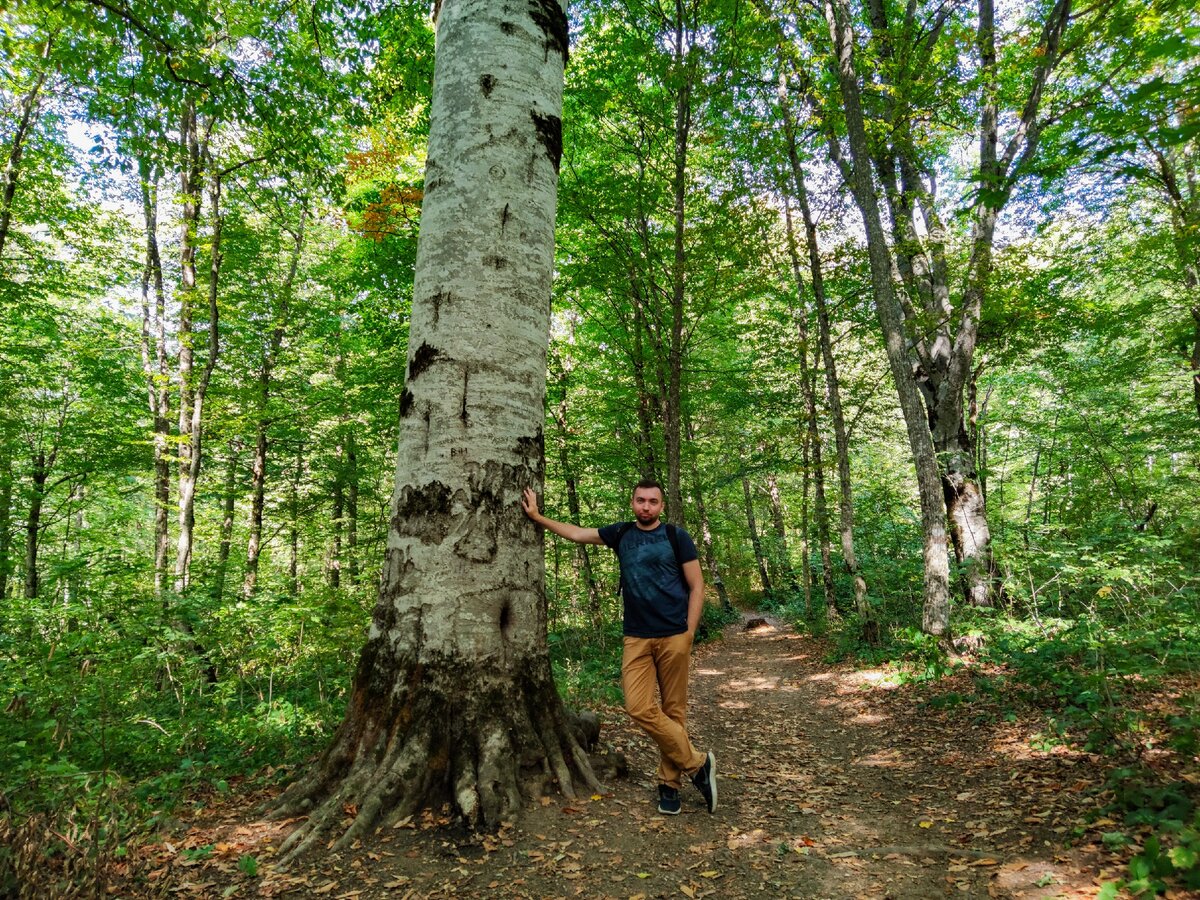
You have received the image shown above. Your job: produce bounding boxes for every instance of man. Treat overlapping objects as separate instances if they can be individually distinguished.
[521,478,717,816]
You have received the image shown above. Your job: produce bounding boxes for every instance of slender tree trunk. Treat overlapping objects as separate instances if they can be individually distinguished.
[289,441,302,597]
[782,202,834,623]
[742,477,773,599]
[550,368,602,633]
[212,441,240,602]
[800,420,812,617]
[1191,304,1200,423]
[0,68,47,264]
[346,433,359,585]
[0,424,13,600]
[686,419,730,610]
[1023,440,1042,550]
[243,212,305,600]
[630,299,660,480]
[139,161,172,598]
[174,106,220,595]
[765,472,799,595]
[330,446,345,588]
[24,452,47,599]
[824,0,952,637]
[692,479,730,610]
[243,416,269,598]
[775,63,875,639]
[272,0,596,853]
[664,0,692,527]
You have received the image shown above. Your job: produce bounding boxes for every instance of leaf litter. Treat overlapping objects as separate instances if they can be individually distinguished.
[109,621,1165,898]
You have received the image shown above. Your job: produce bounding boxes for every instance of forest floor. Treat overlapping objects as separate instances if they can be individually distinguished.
[125,618,1142,899]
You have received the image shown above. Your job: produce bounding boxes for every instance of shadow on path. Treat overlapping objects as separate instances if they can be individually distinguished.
[149,620,1113,899]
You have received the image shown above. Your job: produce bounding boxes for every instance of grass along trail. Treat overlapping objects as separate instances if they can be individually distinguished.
[140,619,1118,899]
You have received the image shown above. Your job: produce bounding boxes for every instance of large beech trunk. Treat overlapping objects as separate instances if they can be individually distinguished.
[273,0,595,854]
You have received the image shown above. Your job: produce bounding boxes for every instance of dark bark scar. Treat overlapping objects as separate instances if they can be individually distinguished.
[530,112,562,172]
[409,341,442,379]
[460,369,470,425]
[527,0,569,65]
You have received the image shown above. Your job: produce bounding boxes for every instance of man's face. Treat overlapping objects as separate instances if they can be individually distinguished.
[631,487,664,526]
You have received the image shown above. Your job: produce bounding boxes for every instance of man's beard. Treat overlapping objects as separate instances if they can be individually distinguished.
[635,512,659,525]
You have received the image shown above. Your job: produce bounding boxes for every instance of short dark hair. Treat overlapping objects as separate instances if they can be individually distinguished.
[632,477,664,498]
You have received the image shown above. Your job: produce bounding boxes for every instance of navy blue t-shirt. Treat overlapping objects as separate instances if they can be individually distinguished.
[598,522,699,638]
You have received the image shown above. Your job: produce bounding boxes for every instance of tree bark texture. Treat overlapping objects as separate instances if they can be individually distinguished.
[742,477,773,598]
[174,108,221,595]
[774,62,876,639]
[765,471,800,596]
[0,428,11,601]
[139,163,173,599]
[23,450,48,599]
[288,441,302,596]
[823,0,952,636]
[782,202,834,623]
[665,0,694,528]
[273,0,595,854]
[686,418,730,610]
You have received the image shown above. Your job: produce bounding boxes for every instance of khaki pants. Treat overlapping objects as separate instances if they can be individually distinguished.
[622,632,706,790]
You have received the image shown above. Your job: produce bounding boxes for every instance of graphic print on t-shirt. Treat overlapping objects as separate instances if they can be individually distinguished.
[599,522,698,638]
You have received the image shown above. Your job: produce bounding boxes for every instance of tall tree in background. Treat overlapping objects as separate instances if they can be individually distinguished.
[273,0,597,853]
[809,0,1095,628]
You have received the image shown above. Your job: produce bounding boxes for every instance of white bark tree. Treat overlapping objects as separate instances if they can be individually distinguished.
[273,0,597,854]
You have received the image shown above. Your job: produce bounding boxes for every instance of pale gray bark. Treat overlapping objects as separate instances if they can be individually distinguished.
[139,161,172,599]
[173,108,220,595]
[824,0,952,636]
[273,0,595,854]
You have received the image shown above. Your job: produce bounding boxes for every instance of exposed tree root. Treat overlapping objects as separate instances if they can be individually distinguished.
[268,650,599,863]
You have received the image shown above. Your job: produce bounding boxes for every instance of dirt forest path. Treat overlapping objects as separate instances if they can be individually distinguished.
[164,620,1117,899]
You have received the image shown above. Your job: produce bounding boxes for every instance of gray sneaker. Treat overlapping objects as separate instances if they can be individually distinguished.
[657,784,681,815]
[691,751,717,813]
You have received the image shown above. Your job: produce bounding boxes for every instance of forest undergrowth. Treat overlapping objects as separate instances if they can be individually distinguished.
[4,569,1199,898]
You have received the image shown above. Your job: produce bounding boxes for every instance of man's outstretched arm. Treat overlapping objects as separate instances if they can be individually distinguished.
[521,487,605,545]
